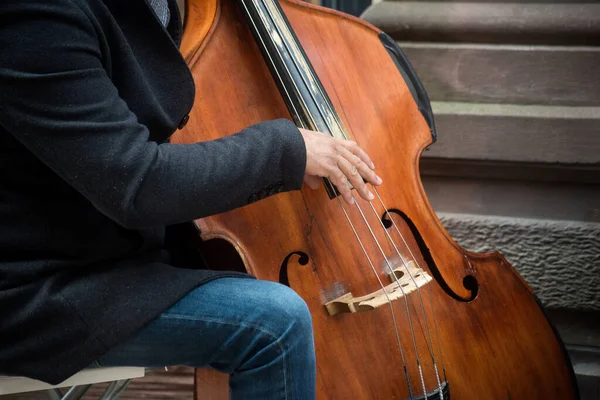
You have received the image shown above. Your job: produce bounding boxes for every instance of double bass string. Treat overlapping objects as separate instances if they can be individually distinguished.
[348,193,429,399]
[244,3,432,395]
[373,187,446,377]
[335,196,415,399]
[325,170,425,398]
[370,188,445,398]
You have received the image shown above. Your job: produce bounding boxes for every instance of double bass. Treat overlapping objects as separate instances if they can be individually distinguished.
[171,0,579,398]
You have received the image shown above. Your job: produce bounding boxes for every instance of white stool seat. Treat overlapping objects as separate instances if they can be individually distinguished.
[0,367,145,395]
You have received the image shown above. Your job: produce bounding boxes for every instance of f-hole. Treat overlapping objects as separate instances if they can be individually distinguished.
[382,209,478,302]
[279,251,310,287]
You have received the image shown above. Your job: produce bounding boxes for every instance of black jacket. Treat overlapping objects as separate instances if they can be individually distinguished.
[0,0,306,384]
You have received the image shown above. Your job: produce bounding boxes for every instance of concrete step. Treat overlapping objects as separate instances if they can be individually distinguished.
[423,102,600,164]
[362,2,600,45]
[398,42,600,107]
[421,175,600,221]
[568,345,600,399]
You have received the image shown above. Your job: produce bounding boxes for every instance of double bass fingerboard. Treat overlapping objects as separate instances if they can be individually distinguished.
[237,0,348,142]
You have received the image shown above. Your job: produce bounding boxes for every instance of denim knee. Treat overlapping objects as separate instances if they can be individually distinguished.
[258,283,313,342]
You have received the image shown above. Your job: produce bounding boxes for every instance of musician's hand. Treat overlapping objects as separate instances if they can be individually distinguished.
[299,128,382,204]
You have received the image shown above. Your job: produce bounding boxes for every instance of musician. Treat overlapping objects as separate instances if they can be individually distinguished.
[0,0,381,398]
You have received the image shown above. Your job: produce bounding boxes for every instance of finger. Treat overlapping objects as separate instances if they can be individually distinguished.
[329,167,355,205]
[339,146,382,187]
[338,139,375,170]
[303,174,321,190]
[337,155,373,202]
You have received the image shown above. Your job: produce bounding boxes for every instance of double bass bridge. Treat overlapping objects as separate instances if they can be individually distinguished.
[324,261,433,316]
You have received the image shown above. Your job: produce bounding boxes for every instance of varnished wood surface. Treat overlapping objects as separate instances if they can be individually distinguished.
[193,370,228,400]
[179,0,218,63]
[173,0,577,398]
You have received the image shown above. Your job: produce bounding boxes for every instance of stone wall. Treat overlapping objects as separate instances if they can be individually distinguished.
[439,213,600,311]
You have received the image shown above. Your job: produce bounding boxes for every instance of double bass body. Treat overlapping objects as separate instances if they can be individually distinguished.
[172,0,578,398]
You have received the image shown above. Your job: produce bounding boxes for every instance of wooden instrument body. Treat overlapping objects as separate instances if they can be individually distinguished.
[173,0,577,398]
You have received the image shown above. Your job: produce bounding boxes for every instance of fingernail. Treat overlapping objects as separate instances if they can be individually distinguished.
[376,176,382,184]
[370,162,375,169]
[368,191,374,200]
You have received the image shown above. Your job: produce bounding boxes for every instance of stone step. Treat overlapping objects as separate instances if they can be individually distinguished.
[549,310,600,348]
[421,175,600,221]
[398,42,600,107]
[421,102,600,166]
[576,374,600,400]
[420,158,600,185]
[567,345,600,399]
[362,2,600,45]
[380,0,599,2]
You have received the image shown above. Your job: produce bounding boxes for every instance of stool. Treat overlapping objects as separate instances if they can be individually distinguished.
[0,367,145,399]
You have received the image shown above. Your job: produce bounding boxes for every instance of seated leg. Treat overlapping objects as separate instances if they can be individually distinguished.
[92,277,316,400]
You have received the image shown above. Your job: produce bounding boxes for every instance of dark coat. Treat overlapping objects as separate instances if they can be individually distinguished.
[0,0,306,384]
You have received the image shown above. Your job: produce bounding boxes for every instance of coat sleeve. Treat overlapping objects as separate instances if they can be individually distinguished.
[0,0,307,229]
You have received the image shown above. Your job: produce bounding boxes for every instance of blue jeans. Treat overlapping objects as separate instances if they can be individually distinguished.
[93,277,316,399]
